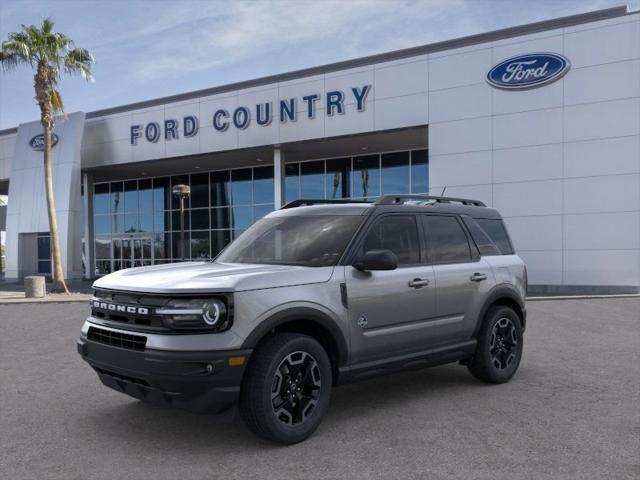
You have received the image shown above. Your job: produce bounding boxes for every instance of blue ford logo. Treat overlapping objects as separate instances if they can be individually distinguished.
[487,53,570,90]
[29,133,59,151]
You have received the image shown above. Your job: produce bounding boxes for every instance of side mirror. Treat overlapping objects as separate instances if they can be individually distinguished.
[353,249,398,271]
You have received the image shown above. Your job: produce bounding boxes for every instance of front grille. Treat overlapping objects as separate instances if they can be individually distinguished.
[87,326,147,351]
[91,289,169,331]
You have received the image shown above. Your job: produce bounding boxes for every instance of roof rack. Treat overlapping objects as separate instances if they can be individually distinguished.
[281,199,371,209]
[375,195,486,207]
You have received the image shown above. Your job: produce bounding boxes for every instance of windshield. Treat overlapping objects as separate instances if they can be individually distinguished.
[217,215,363,267]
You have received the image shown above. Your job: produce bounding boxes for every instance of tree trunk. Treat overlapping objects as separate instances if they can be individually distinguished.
[43,122,69,293]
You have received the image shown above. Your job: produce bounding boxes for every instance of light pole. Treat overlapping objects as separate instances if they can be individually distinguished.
[172,184,191,261]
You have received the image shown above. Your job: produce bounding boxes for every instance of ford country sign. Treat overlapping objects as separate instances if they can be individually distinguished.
[487,53,570,90]
[29,133,59,151]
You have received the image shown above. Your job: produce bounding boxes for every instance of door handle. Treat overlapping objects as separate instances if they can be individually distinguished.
[408,278,430,288]
[470,272,487,282]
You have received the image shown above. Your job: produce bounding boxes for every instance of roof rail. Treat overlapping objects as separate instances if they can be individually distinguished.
[281,199,372,209]
[375,195,486,207]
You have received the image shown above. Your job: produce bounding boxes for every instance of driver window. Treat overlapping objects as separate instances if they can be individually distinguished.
[361,215,420,265]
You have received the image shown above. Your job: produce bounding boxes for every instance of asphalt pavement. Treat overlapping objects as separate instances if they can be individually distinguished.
[0,298,638,480]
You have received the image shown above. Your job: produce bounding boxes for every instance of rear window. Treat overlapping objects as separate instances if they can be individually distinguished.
[474,218,514,255]
[462,218,501,256]
[422,215,472,264]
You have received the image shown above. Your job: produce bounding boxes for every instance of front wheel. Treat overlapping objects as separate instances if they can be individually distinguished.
[468,306,523,384]
[239,333,332,444]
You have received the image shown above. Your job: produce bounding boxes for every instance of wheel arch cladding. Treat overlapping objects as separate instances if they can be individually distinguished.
[476,285,526,335]
[242,307,349,382]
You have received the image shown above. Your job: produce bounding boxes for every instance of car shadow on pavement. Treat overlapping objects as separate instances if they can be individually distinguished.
[87,363,485,450]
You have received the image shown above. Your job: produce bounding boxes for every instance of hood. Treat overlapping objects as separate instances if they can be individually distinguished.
[92,261,335,294]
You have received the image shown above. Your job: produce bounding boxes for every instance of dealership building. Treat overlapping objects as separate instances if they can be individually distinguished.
[0,5,639,293]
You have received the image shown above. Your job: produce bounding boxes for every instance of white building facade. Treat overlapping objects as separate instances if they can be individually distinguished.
[0,6,638,293]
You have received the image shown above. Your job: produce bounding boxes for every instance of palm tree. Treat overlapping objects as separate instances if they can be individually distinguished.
[0,18,94,293]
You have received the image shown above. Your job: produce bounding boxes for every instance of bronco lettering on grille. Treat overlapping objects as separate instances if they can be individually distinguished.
[92,300,149,315]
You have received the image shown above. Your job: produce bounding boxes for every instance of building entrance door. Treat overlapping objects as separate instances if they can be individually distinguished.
[112,235,153,271]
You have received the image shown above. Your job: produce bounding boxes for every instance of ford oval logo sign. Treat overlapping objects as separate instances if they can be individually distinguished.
[487,53,570,90]
[29,133,59,151]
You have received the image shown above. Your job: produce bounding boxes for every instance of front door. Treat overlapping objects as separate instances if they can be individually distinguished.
[346,214,437,364]
[113,235,153,271]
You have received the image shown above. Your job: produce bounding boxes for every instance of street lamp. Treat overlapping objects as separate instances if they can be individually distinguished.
[172,184,191,261]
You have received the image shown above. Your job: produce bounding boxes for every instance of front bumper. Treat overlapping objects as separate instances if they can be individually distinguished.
[78,332,252,413]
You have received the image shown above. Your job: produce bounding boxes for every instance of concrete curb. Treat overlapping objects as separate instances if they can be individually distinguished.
[527,294,640,301]
[0,294,91,304]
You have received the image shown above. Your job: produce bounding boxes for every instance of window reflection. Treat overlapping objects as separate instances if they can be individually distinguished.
[326,158,350,199]
[411,149,429,193]
[285,164,300,203]
[301,161,324,198]
[381,152,410,194]
[352,155,380,199]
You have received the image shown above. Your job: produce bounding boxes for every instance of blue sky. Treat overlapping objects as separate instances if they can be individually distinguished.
[0,0,633,130]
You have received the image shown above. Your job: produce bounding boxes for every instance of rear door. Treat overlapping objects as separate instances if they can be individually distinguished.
[421,214,495,345]
[345,214,437,363]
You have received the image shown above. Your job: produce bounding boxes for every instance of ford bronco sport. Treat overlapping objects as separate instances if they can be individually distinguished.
[78,195,527,444]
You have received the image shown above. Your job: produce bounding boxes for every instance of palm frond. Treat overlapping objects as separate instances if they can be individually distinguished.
[41,17,54,35]
[50,88,64,113]
[64,47,94,81]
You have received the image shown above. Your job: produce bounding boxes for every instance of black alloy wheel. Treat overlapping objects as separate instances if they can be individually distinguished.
[490,317,518,370]
[468,305,523,384]
[271,351,322,426]
[239,333,332,444]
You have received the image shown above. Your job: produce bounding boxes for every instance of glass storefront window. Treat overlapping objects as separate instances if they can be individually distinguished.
[124,180,138,213]
[301,161,324,199]
[111,182,123,216]
[381,151,410,194]
[153,211,169,232]
[139,179,153,212]
[92,149,427,276]
[190,173,209,208]
[232,206,253,229]
[153,177,171,211]
[211,207,231,229]
[211,230,231,256]
[171,210,190,231]
[254,204,274,221]
[326,158,351,199]
[190,231,210,259]
[231,169,252,205]
[285,164,300,203]
[191,208,209,230]
[94,183,110,214]
[352,155,380,199]
[211,171,231,207]
[411,149,429,193]
[253,166,274,204]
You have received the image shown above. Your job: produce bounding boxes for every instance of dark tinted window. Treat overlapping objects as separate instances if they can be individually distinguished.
[361,215,420,265]
[475,218,514,254]
[462,217,501,256]
[423,215,472,264]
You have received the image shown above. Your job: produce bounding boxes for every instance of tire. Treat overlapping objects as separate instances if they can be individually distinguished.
[239,333,332,444]
[468,306,523,384]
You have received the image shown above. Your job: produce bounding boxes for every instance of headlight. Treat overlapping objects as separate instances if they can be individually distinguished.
[156,298,230,331]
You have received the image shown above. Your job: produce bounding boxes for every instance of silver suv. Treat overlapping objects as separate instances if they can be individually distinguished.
[78,195,527,444]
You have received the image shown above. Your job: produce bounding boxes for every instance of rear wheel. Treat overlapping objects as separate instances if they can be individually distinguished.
[239,333,332,444]
[468,306,523,384]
